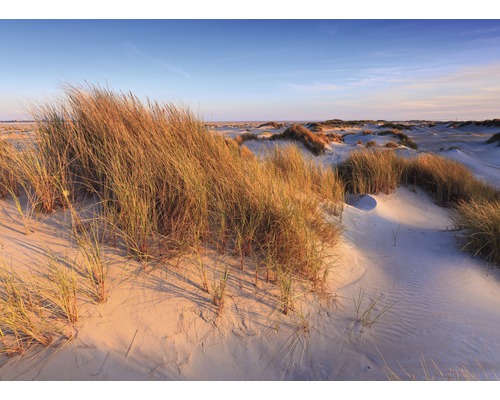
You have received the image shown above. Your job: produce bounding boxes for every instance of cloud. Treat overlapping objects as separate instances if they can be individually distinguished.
[124,42,190,79]
[316,62,500,119]
[285,82,339,93]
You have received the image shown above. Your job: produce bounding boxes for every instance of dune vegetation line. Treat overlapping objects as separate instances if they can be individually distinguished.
[0,84,499,357]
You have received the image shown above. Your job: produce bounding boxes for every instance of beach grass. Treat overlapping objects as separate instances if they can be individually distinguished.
[23,84,344,293]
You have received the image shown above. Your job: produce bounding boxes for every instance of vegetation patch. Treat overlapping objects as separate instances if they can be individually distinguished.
[485,132,500,146]
[269,123,328,155]
[379,122,412,130]
[401,153,498,206]
[257,121,285,129]
[377,129,417,149]
[455,200,500,264]
[235,132,259,145]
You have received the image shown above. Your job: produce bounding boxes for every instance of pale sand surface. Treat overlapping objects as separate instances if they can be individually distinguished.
[1,121,499,380]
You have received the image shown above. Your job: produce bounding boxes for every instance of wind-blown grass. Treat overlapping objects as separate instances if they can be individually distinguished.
[401,153,497,206]
[0,261,57,355]
[27,84,343,284]
[337,149,403,195]
[455,200,500,264]
[269,123,328,155]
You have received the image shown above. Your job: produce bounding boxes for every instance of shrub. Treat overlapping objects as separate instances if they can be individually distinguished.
[365,140,377,148]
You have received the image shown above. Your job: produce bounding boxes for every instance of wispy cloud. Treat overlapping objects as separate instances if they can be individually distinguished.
[328,62,500,119]
[124,43,191,79]
[286,82,339,93]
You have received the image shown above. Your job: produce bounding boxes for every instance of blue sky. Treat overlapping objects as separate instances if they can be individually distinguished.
[1,20,500,121]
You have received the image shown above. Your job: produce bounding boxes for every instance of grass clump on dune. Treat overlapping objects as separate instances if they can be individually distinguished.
[455,200,500,264]
[337,149,403,195]
[401,153,498,206]
[378,129,418,149]
[26,84,343,288]
[485,132,500,146]
[270,123,328,155]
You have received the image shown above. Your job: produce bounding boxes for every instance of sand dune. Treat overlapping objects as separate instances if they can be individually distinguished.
[1,120,499,380]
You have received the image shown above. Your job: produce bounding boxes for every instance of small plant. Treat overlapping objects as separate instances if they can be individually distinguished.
[3,184,37,235]
[365,140,376,148]
[277,267,294,315]
[352,289,395,332]
[194,247,210,293]
[212,264,231,311]
[392,221,402,247]
[384,141,399,148]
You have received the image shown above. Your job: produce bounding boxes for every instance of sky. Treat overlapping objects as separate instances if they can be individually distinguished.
[1,19,500,121]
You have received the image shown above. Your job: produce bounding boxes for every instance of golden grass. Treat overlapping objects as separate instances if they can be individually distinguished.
[25,84,343,286]
[270,123,327,155]
[338,149,403,195]
[455,200,500,264]
[401,153,498,206]
[0,260,58,355]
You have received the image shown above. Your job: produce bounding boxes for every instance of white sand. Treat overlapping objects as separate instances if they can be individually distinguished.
[1,121,499,380]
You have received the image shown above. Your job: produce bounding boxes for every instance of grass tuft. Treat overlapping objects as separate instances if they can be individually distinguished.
[269,124,327,155]
[338,149,402,195]
[485,132,500,146]
[455,200,500,264]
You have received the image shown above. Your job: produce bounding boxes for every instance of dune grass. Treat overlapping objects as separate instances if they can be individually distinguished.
[485,132,500,146]
[455,200,500,264]
[0,86,346,355]
[378,129,418,149]
[401,153,498,206]
[269,123,328,155]
[0,260,59,355]
[337,149,403,195]
[0,141,18,199]
[19,84,343,288]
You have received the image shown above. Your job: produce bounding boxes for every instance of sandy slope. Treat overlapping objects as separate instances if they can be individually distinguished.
[1,122,499,380]
[1,187,499,380]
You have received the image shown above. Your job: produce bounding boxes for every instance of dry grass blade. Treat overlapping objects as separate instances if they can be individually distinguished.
[0,260,56,354]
